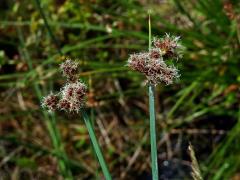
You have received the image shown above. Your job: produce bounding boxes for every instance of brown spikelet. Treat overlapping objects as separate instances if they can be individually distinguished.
[127,53,148,73]
[153,34,182,60]
[60,81,87,113]
[58,99,71,111]
[42,59,87,113]
[41,93,59,111]
[149,48,161,59]
[60,59,79,82]
[127,33,182,85]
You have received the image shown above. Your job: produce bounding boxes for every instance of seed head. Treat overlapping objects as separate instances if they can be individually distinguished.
[42,58,88,114]
[149,48,161,59]
[146,59,179,85]
[41,93,59,111]
[127,33,182,85]
[60,81,87,113]
[60,59,79,81]
[58,99,71,111]
[127,52,148,73]
[153,34,182,60]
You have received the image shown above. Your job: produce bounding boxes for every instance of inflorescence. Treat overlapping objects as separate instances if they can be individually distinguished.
[127,34,182,85]
[42,59,87,113]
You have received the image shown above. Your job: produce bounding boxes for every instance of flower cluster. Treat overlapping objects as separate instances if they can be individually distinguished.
[59,81,87,112]
[60,59,79,82]
[42,93,59,111]
[42,59,87,113]
[127,34,182,85]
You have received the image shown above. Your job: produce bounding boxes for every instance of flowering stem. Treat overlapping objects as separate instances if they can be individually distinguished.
[81,109,112,180]
[149,85,159,180]
[34,0,62,55]
[148,13,159,180]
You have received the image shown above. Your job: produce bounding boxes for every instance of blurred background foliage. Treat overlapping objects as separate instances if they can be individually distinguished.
[0,0,240,179]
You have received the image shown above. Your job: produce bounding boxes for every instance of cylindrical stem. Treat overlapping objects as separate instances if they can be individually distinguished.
[149,85,159,180]
[148,12,159,180]
[81,110,112,180]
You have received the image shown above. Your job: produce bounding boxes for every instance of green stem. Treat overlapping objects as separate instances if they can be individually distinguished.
[34,0,63,55]
[81,110,112,180]
[148,12,152,50]
[149,85,159,180]
[148,13,159,180]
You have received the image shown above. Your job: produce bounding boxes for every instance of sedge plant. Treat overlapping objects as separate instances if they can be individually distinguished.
[42,59,112,180]
[127,14,182,179]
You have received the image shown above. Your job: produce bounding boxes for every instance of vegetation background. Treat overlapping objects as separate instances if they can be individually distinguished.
[0,0,239,179]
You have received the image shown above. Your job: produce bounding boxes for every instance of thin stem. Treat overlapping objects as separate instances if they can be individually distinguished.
[148,13,159,180]
[81,109,112,180]
[148,12,151,51]
[34,0,63,55]
[149,85,159,180]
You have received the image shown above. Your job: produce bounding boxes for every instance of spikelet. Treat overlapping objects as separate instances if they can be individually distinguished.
[127,33,182,85]
[41,93,59,112]
[42,59,87,113]
[59,81,87,113]
[60,59,79,82]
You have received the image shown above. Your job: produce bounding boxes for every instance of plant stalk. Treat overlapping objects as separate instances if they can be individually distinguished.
[81,109,112,180]
[148,12,159,180]
[149,85,159,180]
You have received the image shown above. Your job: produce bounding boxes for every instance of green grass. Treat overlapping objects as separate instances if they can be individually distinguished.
[0,0,239,179]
